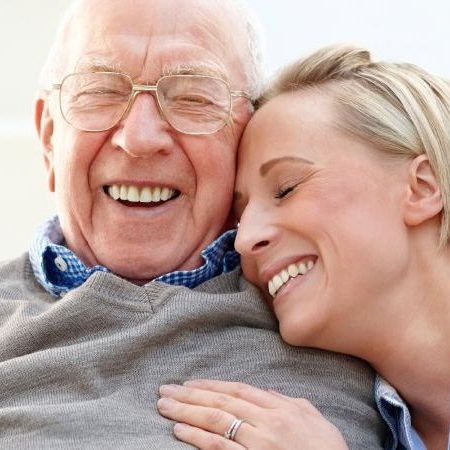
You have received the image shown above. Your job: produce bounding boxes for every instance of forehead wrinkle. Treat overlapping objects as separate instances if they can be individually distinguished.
[140,40,151,81]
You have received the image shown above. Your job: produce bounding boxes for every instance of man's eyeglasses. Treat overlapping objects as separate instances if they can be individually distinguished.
[50,72,251,135]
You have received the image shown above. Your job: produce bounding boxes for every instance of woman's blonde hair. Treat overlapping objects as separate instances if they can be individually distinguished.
[261,45,450,246]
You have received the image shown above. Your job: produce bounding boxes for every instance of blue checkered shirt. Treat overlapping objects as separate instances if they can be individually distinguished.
[29,216,240,298]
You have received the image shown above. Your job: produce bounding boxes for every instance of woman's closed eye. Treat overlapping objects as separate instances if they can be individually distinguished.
[274,182,300,199]
[273,168,317,200]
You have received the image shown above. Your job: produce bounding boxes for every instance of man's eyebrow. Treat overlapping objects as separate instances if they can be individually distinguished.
[162,63,227,80]
[74,59,226,81]
[260,156,314,177]
[75,57,123,73]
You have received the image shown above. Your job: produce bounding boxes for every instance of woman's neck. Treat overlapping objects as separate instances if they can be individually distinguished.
[360,264,450,448]
[371,329,449,448]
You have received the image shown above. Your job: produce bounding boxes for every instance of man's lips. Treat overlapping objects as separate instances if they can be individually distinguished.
[103,183,180,206]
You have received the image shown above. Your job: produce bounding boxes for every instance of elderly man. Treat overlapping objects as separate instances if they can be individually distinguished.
[0,0,386,448]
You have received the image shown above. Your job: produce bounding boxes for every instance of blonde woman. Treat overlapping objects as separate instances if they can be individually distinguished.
[157,46,450,449]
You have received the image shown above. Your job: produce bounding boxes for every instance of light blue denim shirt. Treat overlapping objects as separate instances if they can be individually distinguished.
[375,375,449,450]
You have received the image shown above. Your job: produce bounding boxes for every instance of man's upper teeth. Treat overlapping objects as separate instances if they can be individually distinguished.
[268,260,315,298]
[108,184,176,203]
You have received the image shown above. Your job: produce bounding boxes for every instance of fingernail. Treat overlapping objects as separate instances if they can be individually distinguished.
[157,397,175,411]
[160,384,179,395]
[174,423,189,435]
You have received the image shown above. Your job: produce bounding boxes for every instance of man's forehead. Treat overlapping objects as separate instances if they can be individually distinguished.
[73,51,231,82]
[65,0,245,83]
[71,0,241,45]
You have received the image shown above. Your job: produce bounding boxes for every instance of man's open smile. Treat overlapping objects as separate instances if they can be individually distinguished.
[103,184,181,207]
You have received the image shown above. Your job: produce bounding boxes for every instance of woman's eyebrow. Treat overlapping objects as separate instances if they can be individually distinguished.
[260,156,314,177]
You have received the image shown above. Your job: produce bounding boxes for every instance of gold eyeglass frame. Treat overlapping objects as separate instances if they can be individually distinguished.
[50,72,252,135]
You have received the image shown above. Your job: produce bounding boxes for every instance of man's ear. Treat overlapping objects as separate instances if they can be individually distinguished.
[35,97,55,192]
[403,154,443,226]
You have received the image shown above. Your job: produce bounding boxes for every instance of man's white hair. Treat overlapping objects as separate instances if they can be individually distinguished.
[39,0,266,100]
[227,0,267,99]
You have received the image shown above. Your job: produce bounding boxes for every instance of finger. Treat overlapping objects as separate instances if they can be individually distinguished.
[160,384,263,419]
[157,398,254,443]
[183,379,283,408]
[173,423,245,450]
[268,390,318,410]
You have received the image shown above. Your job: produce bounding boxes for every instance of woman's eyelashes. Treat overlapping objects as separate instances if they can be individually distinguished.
[274,181,300,199]
[273,168,316,200]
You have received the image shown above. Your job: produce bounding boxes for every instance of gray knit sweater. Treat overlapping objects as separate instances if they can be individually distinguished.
[0,254,386,449]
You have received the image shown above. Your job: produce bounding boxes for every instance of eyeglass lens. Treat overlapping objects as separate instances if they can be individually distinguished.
[59,72,232,134]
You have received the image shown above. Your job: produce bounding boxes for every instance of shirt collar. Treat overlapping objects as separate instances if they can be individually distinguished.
[29,215,239,298]
[375,375,428,450]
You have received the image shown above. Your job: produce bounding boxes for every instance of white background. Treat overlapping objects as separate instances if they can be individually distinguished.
[1,0,449,259]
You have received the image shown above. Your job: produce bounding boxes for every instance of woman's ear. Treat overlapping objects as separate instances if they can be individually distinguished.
[35,97,55,192]
[403,154,443,226]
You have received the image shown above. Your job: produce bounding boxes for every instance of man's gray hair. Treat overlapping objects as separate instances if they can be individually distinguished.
[39,0,266,101]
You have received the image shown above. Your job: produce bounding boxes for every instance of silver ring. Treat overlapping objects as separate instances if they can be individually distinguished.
[223,418,244,441]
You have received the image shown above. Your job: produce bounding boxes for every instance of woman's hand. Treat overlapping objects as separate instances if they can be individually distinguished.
[157,379,348,449]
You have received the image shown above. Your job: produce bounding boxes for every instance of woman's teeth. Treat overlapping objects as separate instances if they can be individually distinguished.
[107,184,177,203]
[268,260,315,298]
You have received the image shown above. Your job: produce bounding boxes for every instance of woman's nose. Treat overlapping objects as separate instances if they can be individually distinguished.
[235,204,278,256]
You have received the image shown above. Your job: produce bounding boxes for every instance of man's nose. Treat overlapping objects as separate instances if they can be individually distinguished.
[234,204,278,257]
[111,92,174,158]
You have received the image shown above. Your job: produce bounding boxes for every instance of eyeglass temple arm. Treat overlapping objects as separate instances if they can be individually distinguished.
[41,83,62,95]
[231,90,252,100]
